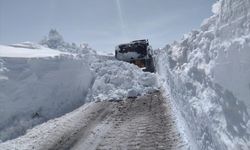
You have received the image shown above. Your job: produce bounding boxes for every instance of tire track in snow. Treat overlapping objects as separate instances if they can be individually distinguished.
[53,91,185,150]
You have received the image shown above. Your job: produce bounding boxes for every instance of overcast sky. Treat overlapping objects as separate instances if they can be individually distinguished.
[0,0,215,52]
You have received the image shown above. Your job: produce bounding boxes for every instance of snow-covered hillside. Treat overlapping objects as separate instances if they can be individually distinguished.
[155,0,250,149]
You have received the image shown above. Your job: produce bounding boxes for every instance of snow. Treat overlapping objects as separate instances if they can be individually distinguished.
[95,50,114,56]
[40,29,96,55]
[0,102,94,150]
[2,0,250,149]
[0,43,66,58]
[154,0,250,149]
[0,43,95,142]
[0,37,158,145]
[86,58,158,101]
[116,51,141,62]
[212,1,221,14]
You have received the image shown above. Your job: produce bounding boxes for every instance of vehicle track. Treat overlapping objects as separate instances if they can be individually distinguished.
[54,91,183,150]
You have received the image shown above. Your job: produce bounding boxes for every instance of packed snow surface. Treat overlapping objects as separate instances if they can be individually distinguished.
[0,92,180,150]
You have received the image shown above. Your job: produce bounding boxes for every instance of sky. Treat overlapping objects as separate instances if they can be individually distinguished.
[0,0,215,52]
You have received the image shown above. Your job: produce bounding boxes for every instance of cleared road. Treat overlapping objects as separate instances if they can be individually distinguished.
[51,91,183,150]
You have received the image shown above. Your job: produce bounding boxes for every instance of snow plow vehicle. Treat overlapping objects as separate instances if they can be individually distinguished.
[115,39,155,72]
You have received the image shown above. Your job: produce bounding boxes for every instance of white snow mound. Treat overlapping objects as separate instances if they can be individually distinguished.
[87,59,158,101]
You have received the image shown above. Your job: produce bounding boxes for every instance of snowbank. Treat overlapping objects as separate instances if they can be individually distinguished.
[154,0,250,149]
[87,58,158,101]
[0,102,94,150]
[0,45,94,142]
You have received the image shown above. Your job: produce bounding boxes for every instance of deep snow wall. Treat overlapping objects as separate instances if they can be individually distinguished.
[212,0,250,112]
[0,56,93,142]
[155,0,250,149]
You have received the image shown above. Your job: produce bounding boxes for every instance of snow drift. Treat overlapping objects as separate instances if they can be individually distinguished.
[0,44,94,142]
[155,0,250,149]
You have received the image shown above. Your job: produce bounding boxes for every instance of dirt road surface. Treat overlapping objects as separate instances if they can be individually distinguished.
[50,91,184,150]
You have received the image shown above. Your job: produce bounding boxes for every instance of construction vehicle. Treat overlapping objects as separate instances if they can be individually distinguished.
[115,39,155,72]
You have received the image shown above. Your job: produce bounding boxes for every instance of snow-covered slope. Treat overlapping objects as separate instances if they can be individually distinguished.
[155,0,250,149]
